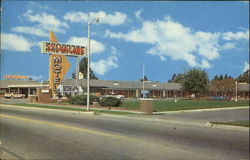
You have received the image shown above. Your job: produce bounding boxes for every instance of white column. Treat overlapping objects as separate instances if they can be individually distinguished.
[163,90,166,98]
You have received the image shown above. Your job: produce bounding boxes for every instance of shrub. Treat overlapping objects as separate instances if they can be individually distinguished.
[64,93,72,99]
[100,97,121,107]
[69,95,100,105]
[56,93,63,99]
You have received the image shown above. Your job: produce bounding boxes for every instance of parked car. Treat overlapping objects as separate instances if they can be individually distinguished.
[5,93,25,98]
[102,94,125,99]
[209,96,230,100]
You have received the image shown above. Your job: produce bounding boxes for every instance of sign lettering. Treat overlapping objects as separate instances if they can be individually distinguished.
[41,41,86,57]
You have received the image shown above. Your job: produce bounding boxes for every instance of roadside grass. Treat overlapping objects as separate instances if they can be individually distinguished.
[120,101,140,109]
[6,99,249,113]
[120,100,249,112]
[153,100,249,112]
[13,103,86,112]
[10,103,138,115]
[210,120,250,128]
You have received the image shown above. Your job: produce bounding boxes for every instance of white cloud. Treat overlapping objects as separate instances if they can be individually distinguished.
[105,18,223,68]
[1,33,33,52]
[200,59,211,68]
[90,46,119,75]
[220,42,236,50]
[67,37,105,54]
[222,30,249,41]
[242,62,249,73]
[135,9,143,22]
[23,10,69,33]
[29,2,50,10]
[11,26,48,37]
[64,11,128,26]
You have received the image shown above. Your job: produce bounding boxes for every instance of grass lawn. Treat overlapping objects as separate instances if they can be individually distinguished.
[120,101,140,109]
[153,100,249,112]
[13,103,86,112]
[9,100,249,113]
[120,100,249,112]
[11,103,137,115]
[211,120,250,127]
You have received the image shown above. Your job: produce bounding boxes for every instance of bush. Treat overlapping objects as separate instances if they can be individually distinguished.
[100,97,121,107]
[64,93,72,99]
[69,95,100,105]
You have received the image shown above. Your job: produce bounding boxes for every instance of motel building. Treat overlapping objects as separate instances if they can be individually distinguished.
[0,75,249,100]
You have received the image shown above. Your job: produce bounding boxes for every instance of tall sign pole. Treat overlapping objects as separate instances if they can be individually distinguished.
[87,18,99,111]
[87,22,91,111]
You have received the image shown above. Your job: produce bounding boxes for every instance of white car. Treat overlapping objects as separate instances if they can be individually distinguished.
[103,94,124,99]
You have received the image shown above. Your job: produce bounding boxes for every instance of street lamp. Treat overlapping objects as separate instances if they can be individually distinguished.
[87,18,99,111]
[235,81,238,102]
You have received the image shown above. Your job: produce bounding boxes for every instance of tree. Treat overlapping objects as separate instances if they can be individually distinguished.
[236,69,249,83]
[182,68,209,97]
[212,75,219,82]
[72,72,76,79]
[168,73,184,83]
[140,76,149,81]
[78,57,98,80]
[218,74,224,80]
[212,76,235,97]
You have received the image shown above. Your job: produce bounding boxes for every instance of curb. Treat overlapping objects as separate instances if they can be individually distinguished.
[207,122,249,132]
[154,106,249,114]
[1,104,95,115]
[99,113,249,132]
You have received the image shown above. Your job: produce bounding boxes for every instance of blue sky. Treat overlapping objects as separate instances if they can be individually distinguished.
[1,1,249,82]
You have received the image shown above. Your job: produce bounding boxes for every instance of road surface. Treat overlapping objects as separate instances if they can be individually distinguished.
[1,105,249,160]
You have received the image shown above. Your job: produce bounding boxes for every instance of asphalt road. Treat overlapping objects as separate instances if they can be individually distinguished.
[1,105,249,160]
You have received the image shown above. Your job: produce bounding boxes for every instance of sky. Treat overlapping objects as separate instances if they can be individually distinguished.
[1,1,249,82]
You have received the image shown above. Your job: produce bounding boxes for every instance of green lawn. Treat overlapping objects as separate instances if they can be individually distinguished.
[13,103,86,112]
[10,100,249,113]
[211,120,250,128]
[120,100,249,112]
[11,103,137,115]
[153,100,249,112]
[120,101,140,109]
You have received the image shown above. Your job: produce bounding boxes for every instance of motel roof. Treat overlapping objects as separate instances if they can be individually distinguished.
[0,80,42,88]
[62,79,184,91]
[0,79,249,92]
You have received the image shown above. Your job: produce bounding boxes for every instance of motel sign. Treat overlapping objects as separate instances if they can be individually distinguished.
[40,32,86,96]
